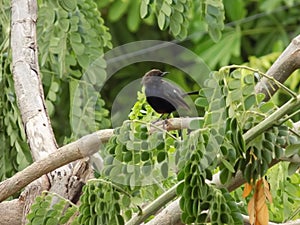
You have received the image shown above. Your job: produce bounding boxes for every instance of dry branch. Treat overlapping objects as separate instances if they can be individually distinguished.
[0,129,113,202]
[255,34,300,100]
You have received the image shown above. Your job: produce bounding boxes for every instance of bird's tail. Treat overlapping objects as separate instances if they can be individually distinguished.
[182,91,199,97]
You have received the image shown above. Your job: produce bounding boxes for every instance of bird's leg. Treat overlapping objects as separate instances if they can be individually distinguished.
[152,114,164,124]
[161,113,172,130]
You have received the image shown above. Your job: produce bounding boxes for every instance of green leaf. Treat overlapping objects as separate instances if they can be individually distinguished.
[45,217,59,225]
[170,20,181,36]
[259,101,275,113]
[157,151,166,163]
[161,2,172,16]
[221,159,235,173]
[198,28,241,68]
[288,162,300,176]
[244,94,256,110]
[158,11,166,30]
[220,168,231,184]
[108,0,129,22]
[127,0,141,32]
[189,118,204,129]
[140,0,151,18]
[172,10,183,23]
[161,162,169,178]
[285,144,300,157]
[71,42,85,55]
[223,0,246,21]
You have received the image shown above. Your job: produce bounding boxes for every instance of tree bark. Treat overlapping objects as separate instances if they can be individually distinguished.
[9,0,94,223]
[255,34,300,100]
[0,129,113,202]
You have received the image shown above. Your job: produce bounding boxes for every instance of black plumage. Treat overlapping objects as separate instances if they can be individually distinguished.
[142,69,197,115]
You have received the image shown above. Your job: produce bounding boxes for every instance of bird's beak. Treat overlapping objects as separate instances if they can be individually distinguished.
[161,71,169,76]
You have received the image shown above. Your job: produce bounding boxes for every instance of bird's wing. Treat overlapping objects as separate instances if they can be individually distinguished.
[161,80,190,110]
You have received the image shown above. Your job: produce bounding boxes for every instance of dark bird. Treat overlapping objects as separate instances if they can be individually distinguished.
[141,69,198,116]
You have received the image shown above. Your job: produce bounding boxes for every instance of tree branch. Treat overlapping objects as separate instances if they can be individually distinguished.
[0,199,24,225]
[10,1,101,222]
[243,95,300,143]
[0,129,113,202]
[255,34,300,100]
[11,0,57,161]
[0,92,299,202]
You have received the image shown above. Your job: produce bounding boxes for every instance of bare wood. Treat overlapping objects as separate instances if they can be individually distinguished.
[0,199,24,225]
[145,199,184,225]
[11,0,57,161]
[10,1,100,223]
[20,176,50,224]
[10,0,59,223]
[255,34,300,100]
[0,129,113,202]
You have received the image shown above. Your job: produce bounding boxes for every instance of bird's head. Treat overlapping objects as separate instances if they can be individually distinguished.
[142,69,168,85]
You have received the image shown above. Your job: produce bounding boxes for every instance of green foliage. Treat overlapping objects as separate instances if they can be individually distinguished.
[195,27,241,69]
[37,0,112,141]
[177,130,243,224]
[103,120,176,188]
[175,66,300,224]
[0,69,32,180]
[1,0,300,224]
[100,0,225,41]
[27,192,78,225]
[192,1,300,69]
[268,163,300,221]
[77,180,126,225]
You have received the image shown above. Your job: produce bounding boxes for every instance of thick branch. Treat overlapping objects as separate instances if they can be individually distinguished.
[0,129,113,202]
[11,0,57,160]
[0,199,24,225]
[255,34,300,100]
[10,1,97,221]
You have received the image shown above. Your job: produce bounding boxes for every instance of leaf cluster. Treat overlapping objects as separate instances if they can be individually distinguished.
[26,192,78,225]
[78,180,126,225]
[37,0,112,141]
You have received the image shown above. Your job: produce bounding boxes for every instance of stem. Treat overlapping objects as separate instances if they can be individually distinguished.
[243,94,300,143]
[87,179,132,197]
[42,191,78,208]
[126,181,183,225]
[221,65,297,98]
[132,120,178,140]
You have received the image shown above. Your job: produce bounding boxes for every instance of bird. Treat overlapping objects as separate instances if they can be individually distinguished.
[141,69,198,117]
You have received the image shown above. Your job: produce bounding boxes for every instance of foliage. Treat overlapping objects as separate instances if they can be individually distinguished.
[2,0,300,224]
[77,180,127,225]
[26,192,78,225]
[37,0,112,141]
[268,163,300,221]
[99,0,224,41]
[78,66,299,224]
